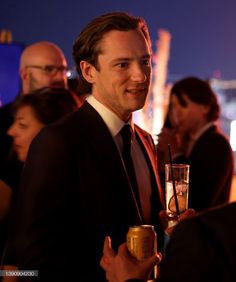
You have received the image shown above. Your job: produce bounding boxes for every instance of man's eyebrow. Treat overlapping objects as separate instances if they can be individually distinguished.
[111,54,152,63]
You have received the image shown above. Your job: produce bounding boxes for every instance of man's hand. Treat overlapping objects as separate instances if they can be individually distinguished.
[159,208,195,235]
[100,236,162,282]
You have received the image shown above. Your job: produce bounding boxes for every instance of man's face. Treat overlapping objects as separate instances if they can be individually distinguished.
[22,48,68,93]
[82,30,152,121]
[27,66,67,92]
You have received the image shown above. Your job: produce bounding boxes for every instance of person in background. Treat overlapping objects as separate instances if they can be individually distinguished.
[8,87,77,162]
[0,87,77,264]
[0,42,71,258]
[0,41,68,167]
[101,201,236,282]
[157,76,234,212]
[4,12,165,281]
[19,41,68,93]
[156,101,186,190]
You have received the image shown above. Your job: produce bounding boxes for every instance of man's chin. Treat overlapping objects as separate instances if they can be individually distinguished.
[132,101,146,112]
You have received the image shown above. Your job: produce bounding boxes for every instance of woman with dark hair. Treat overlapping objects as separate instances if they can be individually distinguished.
[0,87,77,260]
[158,76,234,212]
[7,87,77,163]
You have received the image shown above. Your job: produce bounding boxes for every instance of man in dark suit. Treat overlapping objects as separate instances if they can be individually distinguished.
[4,12,164,281]
[101,202,236,282]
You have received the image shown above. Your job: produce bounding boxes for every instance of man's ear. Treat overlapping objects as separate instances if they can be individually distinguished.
[80,61,95,83]
[19,67,28,81]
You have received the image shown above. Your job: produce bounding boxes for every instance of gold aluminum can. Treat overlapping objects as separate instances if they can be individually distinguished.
[127,225,157,260]
[127,225,158,281]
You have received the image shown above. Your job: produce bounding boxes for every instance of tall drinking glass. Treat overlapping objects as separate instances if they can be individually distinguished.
[165,164,190,217]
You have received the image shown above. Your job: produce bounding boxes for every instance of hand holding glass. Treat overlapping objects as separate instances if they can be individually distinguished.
[165,164,189,217]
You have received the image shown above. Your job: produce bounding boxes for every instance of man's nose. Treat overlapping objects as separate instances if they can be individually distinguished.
[130,64,147,82]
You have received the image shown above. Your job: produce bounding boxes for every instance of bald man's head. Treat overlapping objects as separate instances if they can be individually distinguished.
[20,41,68,93]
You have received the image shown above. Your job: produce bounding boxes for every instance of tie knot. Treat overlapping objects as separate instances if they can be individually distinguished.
[120,124,132,139]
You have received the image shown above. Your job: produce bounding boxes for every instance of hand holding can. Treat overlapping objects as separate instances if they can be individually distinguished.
[127,225,158,280]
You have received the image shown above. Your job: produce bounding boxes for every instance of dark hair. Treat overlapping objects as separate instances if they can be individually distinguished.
[72,12,151,94]
[170,76,220,121]
[12,87,77,124]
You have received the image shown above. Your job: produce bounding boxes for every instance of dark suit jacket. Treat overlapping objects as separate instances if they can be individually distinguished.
[6,102,164,281]
[160,202,236,282]
[187,125,234,212]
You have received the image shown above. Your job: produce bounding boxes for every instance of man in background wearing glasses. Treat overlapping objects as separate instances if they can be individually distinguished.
[0,41,69,261]
[0,41,68,167]
[19,41,68,93]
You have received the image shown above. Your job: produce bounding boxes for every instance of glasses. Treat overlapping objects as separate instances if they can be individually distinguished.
[26,65,68,77]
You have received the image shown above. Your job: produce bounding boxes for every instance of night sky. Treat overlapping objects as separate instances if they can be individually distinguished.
[1,0,236,80]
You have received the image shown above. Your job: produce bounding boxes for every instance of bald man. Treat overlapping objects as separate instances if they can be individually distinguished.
[0,41,68,166]
[19,41,68,92]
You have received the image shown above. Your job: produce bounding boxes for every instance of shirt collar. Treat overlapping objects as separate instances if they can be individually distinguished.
[191,121,215,141]
[86,95,134,137]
